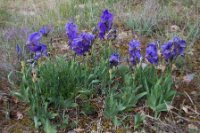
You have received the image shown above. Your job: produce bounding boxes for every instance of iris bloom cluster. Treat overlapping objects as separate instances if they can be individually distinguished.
[129,40,142,65]
[71,32,95,55]
[98,9,113,39]
[24,9,186,67]
[109,36,186,67]
[128,37,186,66]
[65,22,95,55]
[65,10,114,56]
[26,32,48,60]
[161,36,186,61]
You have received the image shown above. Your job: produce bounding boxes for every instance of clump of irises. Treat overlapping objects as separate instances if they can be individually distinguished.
[161,36,186,61]
[108,36,186,67]
[19,9,188,132]
[24,25,53,61]
[24,9,186,66]
[65,22,95,55]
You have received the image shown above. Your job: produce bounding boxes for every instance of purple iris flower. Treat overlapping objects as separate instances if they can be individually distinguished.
[39,25,52,36]
[65,22,78,43]
[70,32,95,55]
[98,22,107,39]
[109,53,120,67]
[172,36,186,57]
[71,37,84,55]
[161,42,173,61]
[161,36,186,61]
[26,32,48,60]
[146,42,158,64]
[98,9,113,39]
[129,40,142,65]
[81,32,95,51]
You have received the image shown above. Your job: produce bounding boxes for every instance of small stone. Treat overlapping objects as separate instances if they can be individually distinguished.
[191,91,197,95]
[16,112,23,120]
[67,130,76,133]
[170,25,180,32]
[183,73,195,83]
[117,32,128,40]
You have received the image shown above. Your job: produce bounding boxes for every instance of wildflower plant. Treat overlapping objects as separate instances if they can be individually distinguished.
[11,8,188,132]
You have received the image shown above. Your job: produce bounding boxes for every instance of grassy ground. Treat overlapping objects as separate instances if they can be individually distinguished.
[0,0,200,132]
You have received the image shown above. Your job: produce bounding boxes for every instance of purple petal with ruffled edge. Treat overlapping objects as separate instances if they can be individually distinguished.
[100,9,113,29]
[65,22,78,42]
[26,32,42,46]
